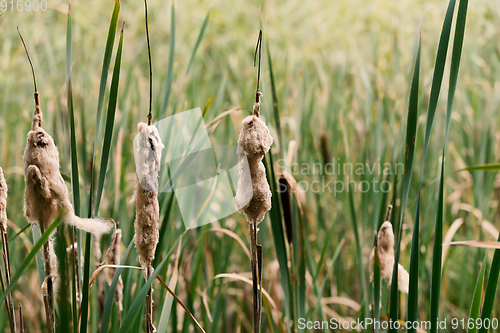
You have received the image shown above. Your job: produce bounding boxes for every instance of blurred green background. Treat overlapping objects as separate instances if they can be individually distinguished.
[0,0,500,332]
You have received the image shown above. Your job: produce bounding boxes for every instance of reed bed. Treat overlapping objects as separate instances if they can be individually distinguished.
[0,0,499,332]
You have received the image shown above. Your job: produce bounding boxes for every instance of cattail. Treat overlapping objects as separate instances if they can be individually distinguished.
[234,107,273,223]
[133,122,163,333]
[369,221,409,294]
[234,29,272,333]
[19,32,113,239]
[133,123,163,270]
[132,2,164,331]
[18,28,112,333]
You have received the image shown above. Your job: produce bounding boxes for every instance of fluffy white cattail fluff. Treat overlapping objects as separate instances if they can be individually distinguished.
[369,221,409,294]
[234,112,273,225]
[132,122,164,269]
[0,167,7,232]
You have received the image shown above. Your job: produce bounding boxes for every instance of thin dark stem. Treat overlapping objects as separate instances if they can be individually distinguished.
[248,222,261,333]
[19,303,25,333]
[253,30,263,104]
[2,233,16,333]
[145,266,156,332]
[17,27,39,106]
[144,0,153,125]
[41,234,55,333]
[257,244,263,331]
[385,204,393,222]
[0,261,14,332]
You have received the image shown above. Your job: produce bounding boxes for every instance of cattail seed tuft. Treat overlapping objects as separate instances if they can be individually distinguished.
[369,221,409,294]
[234,106,273,225]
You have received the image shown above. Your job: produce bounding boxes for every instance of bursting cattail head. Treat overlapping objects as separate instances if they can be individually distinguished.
[238,114,273,161]
[235,112,273,225]
[133,122,164,269]
[0,167,7,232]
[377,221,395,254]
[369,221,395,281]
[134,122,164,193]
[23,94,112,235]
[19,26,113,236]
[234,29,274,226]
[369,220,409,294]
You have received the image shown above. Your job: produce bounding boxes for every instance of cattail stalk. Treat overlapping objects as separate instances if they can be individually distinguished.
[369,205,409,295]
[234,29,273,333]
[0,168,16,333]
[18,28,112,333]
[133,121,163,333]
[133,126,163,332]
[132,2,164,331]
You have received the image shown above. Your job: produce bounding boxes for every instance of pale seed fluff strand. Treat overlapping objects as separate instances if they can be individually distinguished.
[369,221,409,294]
[132,122,164,333]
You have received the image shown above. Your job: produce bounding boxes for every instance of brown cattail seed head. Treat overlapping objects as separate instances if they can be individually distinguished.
[0,167,8,232]
[235,113,273,225]
[23,106,113,235]
[133,122,164,269]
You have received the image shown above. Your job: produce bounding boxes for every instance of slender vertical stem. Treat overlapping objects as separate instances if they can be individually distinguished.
[253,30,263,96]
[253,30,263,117]
[248,223,258,333]
[248,221,262,333]
[19,303,25,333]
[257,244,263,331]
[1,231,16,333]
[42,239,56,333]
[145,266,155,332]
[0,262,12,329]
[144,0,153,126]
[385,204,393,222]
